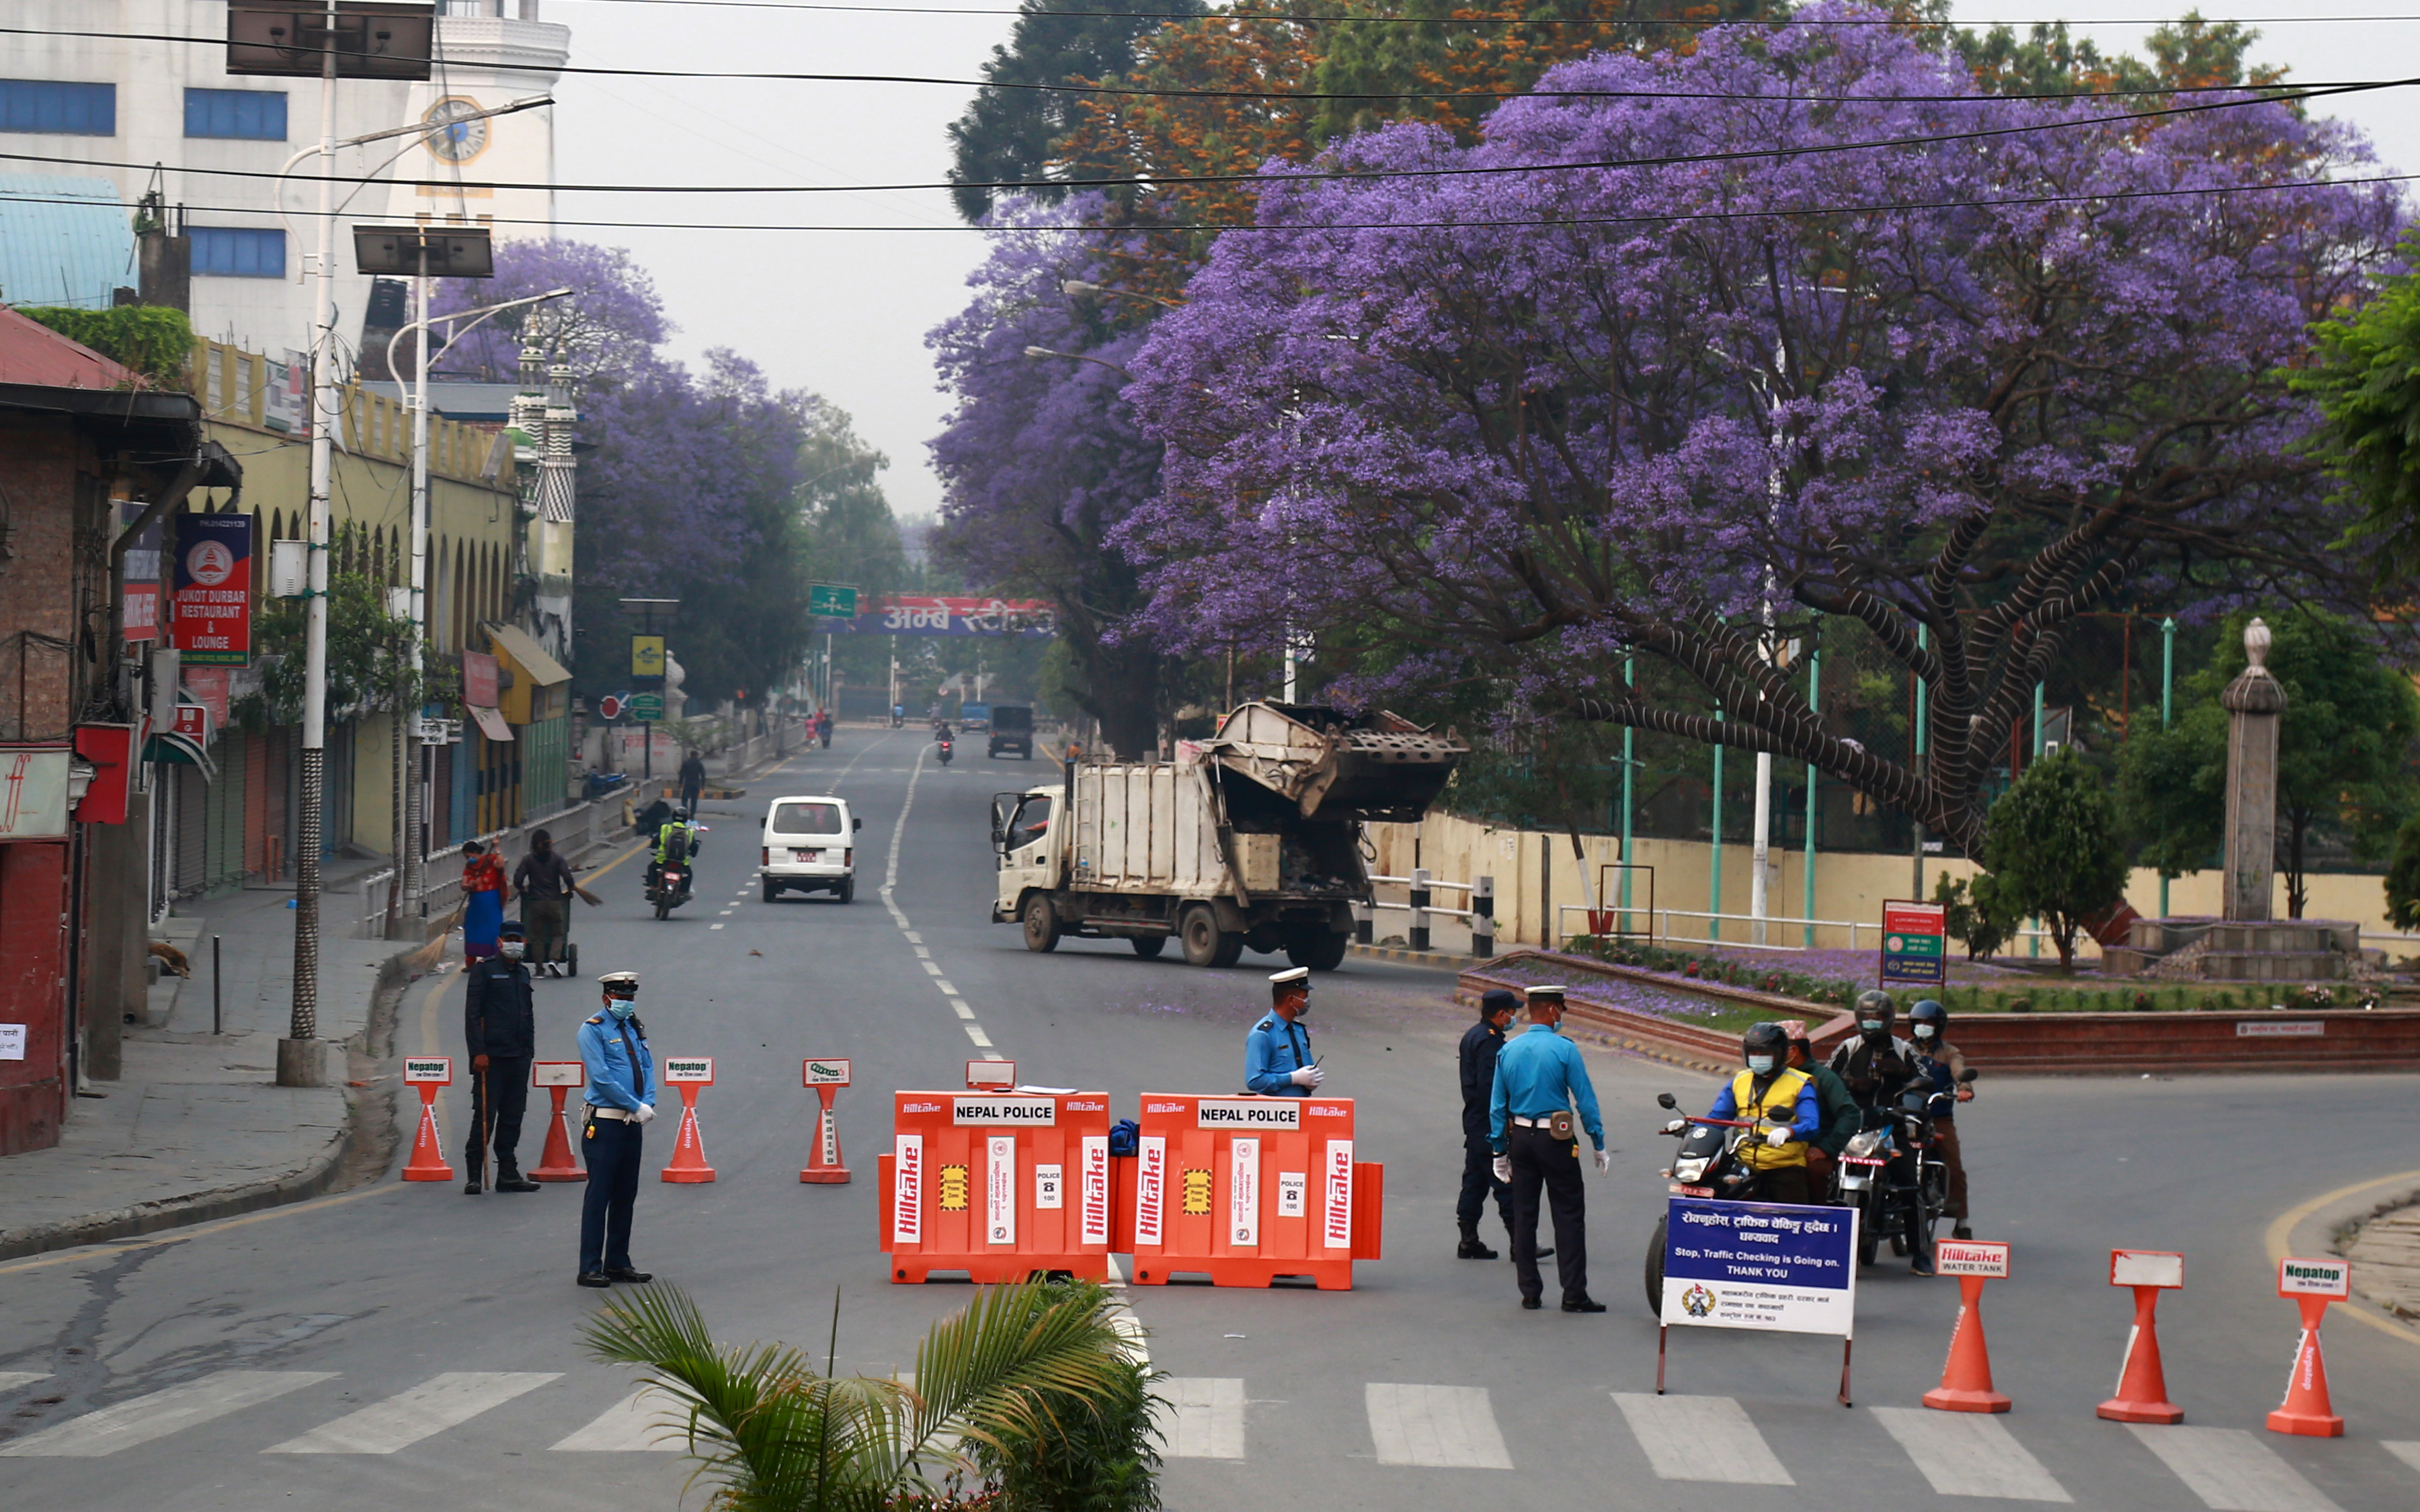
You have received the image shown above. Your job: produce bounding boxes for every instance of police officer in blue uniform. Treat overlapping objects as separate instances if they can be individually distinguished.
[1488,984,1608,1312]
[576,970,657,1288]
[1244,966,1324,1096]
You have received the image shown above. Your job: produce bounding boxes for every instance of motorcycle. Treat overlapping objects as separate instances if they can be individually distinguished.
[936,737,954,766]
[1836,1066,1977,1269]
[1640,1090,1810,1312]
[645,825,704,920]
[818,722,832,749]
[582,769,631,802]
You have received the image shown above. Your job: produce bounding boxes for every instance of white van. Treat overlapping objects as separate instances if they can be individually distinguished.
[759,794,860,902]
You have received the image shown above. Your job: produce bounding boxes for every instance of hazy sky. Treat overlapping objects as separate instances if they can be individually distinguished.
[547,1,2420,523]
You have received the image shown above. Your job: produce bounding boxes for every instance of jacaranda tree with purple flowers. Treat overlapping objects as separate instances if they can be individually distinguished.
[1119,5,2406,853]
[930,201,1174,756]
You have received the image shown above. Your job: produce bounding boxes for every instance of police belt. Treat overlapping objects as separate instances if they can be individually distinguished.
[1508,1115,1566,1129]
[587,1105,643,1121]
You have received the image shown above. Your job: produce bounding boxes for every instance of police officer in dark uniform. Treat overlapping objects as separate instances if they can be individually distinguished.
[462,919,538,1195]
[1457,989,1521,1259]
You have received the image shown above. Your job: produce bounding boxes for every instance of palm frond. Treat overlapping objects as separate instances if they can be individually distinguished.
[899,1282,1141,1488]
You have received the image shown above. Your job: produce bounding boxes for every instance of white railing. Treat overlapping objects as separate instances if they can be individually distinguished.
[356,795,627,939]
[1554,903,2055,956]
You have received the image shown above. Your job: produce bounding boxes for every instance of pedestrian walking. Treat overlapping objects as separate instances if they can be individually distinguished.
[1488,984,1608,1312]
[1244,966,1323,1096]
[459,840,510,964]
[678,749,707,817]
[512,828,600,978]
[576,971,657,1288]
[1781,1019,1862,1198]
[462,920,539,1195]
[1456,988,1522,1260]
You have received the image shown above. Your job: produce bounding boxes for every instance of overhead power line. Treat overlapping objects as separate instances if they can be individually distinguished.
[559,0,2420,28]
[3,167,2405,237]
[0,21,2363,103]
[0,71,2401,196]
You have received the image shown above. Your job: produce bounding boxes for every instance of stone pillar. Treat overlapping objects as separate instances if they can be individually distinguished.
[2220,618,2286,921]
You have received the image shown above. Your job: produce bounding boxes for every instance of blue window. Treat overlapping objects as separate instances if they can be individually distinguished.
[190,228,286,279]
[185,89,287,142]
[0,80,116,136]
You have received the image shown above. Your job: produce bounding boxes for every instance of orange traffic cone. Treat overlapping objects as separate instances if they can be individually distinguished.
[402,1083,454,1182]
[2097,1285,2185,1423]
[2266,1296,2344,1437]
[530,1085,588,1182]
[1923,1275,2012,1413]
[661,1089,715,1183]
[800,1084,850,1184]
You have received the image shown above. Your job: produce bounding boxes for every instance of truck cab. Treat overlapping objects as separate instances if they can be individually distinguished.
[987,705,1035,759]
[992,787,1062,937]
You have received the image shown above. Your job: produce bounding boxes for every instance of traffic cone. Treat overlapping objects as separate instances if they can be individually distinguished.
[800,1085,850,1184]
[2266,1297,2344,1437]
[401,1085,454,1182]
[661,1089,715,1183]
[1923,1276,2011,1413]
[530,1085,588,1182]
[2097,1285,2185,1423]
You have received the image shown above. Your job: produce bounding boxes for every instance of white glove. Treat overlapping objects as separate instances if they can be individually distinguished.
[1492,1154,1513,1185]
[1765,1126,1790,1148]
[1288,1065,1324,1089]
[635,1103,657,1126]
[1592,1149,1611,1175]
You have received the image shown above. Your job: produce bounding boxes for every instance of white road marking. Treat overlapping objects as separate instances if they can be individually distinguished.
[2126,1427,2342,1512]
[934,980,958,996]
[1365,1384,1512,1469]
[920,961,943,976]
[710,923,725,931]
[0,1371,337,1457]
[0,1372,48,1392]
[1873,1408,2070,1501]
[1611,1394,1791,1483]
[265,1372,559,1454]
[965,1025,993,1047]
[951,999,975,1019]
[1156,1378,1244,1460]
[718,910,735,917]
[2387,1443,2420,1474]
[903,931,922,943]
[914,946,931,958]
[551,1388,682,1452]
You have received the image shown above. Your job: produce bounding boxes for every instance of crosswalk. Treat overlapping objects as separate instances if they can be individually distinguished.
[0,1366,2398,1507]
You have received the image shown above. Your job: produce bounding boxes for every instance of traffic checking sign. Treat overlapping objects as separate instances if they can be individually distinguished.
[1660,1198,1858,1403]
[1880,900,1948,988]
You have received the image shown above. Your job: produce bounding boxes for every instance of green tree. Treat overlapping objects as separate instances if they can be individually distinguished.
[1955,11,2281,97]
[15,304,196,387]
[2115,610,2420,917]
[2386,812,2420,929]
[1981,749,2127,969]
[582,1280,1160,1512]
[1931,872,2015,961]
[237,562,430,729]
[946,0,1203,223]
[2294,228,2420,581]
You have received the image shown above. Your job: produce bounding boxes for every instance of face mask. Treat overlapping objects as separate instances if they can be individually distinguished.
[1914,1023,1937,1040]
[1746,1054,1775,1075]
[604,997,637,1021]
[1861,1019,1886,1034]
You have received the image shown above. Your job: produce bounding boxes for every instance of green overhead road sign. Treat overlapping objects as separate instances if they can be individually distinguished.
[808,583,858,618]
[628,692,664,722]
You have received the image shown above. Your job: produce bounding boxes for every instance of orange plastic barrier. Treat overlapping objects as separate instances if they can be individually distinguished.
[530,1061,588,1182]
[801,1056,852,1184]
[401,1056,454,1182]
[878,1089,1115,1283]
[2269,1257,2349,1437]
[1129,1093,1381,1291]
[2098,1249,2186,1424]
[659,1055,716,1183]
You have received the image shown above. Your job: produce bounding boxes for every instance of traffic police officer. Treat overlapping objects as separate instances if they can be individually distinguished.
[462,919,538,1195]
[1457,989,1521,1259]
[1707,1022,1824,1205]
[1244,966,1324,1096]
[1488,985,1607,1312]
[576,971,657,1288]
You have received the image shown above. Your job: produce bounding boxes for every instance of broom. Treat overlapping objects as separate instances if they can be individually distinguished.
[404,898,465,976]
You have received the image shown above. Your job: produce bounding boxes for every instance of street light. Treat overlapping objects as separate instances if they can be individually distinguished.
[1022,345,1134,380]
[1060,279,1184,311]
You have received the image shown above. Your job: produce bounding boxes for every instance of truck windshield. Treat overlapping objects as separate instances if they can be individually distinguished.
[1008,795,1051,850]
[770,801,844,836]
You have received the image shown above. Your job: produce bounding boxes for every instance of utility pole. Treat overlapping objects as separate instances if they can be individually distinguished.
[2161,616,2177,919]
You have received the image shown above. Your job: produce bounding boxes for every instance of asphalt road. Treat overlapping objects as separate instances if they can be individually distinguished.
[5,723,2419,1511]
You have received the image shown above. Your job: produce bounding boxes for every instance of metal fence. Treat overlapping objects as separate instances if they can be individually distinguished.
[354,795,624,940]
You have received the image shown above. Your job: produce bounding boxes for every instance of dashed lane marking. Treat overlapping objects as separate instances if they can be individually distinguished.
[951,999,975,1019]
[1611,1394,1791,1484]
[0,1371,337,1457]
[551,1388,682,1452]
[2386,1443,2420,1474]
[879,745,1002,1057]
[1156,1378,1244,1460]
[965,1025,992,1047]
[934,980,958,996]
[919,961,943,976]
[264,1372,559,1454]
[2126,1426,2342,1512]
[1873,1407,2071,1502]
[1365,1383,1512,1470]
[710,923,725,930]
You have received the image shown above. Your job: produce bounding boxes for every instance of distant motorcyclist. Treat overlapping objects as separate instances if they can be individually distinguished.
[1828,990,1924,1118]
[1908,999,1976,1241]
[1780,1018,1861,1198]
[1705,1023,1822,1206]
[646,816,700,893]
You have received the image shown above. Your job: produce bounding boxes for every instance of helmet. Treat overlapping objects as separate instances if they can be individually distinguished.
[1853,989,1896,1040]
[1908,999,1948,1042]
[1741,1021,1790,1068]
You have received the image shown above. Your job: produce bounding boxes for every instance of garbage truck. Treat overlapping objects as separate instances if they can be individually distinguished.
[990,702,1465,970]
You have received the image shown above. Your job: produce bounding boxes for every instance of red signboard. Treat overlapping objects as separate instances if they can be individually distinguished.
[121,509,162,642]
[72,724,133,825]
[171,513,254,665]
[462,650,499,708]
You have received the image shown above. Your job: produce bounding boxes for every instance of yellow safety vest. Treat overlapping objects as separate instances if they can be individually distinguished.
[1728,1066,1812,1170]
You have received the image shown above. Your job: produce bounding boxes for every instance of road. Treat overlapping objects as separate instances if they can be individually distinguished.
[4,723,2419,1510]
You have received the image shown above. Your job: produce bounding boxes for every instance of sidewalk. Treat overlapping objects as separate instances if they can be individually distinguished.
[0,859,403,1261]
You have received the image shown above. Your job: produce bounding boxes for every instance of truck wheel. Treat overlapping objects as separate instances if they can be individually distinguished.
[1022,896,1060,952]
[1285,931,1349,971]
[1179,907,1225,967]
[1209,929,1245,968]
[1131,935,1166,960]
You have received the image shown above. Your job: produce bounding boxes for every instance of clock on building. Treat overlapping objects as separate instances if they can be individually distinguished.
[422,98,490,164]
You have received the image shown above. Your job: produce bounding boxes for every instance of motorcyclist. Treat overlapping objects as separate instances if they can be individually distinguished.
[1704,1023,1823,1206]
[1908,999,1976,1241]
[1781,1019,1862,1200]
[1828,990,1924,1118]
[646,816,700,895]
